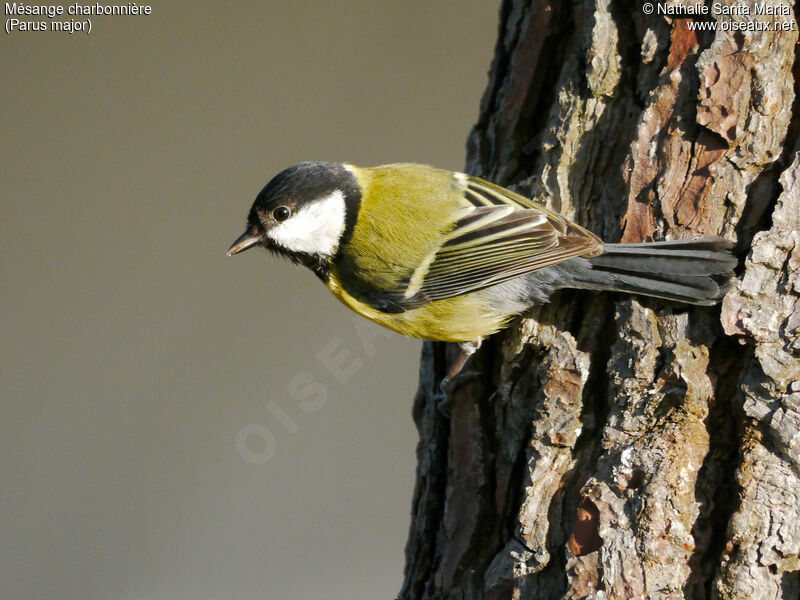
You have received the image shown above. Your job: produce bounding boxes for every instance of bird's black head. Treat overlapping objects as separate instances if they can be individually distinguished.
[228,162,361,277]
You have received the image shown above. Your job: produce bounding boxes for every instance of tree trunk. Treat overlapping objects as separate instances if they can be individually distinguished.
[400,2,800,599]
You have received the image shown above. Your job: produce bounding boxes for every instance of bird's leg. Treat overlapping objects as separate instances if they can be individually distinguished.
[436,339,483,416]
[444,339,482,383]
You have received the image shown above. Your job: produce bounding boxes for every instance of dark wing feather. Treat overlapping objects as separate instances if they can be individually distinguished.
[397,208,597,306]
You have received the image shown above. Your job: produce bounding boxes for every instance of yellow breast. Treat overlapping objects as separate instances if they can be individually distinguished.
[324,268,512,342]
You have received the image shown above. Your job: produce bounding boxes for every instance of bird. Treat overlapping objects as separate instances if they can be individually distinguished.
[228,162,735,381]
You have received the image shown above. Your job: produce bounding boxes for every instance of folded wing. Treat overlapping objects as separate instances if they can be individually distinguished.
[386,176,603,309]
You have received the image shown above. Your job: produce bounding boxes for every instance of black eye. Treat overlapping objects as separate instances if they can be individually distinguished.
[272,206,291,222]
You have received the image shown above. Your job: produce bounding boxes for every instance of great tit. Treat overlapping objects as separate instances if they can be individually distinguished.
[228,162,735,376]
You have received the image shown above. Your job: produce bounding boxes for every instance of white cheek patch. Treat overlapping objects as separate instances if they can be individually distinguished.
[267,190,346,256]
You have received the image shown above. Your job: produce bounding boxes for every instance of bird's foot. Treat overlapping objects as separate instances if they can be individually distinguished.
[434,369,484,418]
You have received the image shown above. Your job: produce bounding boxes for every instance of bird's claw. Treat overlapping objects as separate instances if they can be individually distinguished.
[433,369,484,418]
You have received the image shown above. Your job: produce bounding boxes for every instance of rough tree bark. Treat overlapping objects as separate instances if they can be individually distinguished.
[400,2,800,599]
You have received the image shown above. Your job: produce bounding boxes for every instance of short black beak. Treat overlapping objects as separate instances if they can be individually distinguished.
[227,230,261,256]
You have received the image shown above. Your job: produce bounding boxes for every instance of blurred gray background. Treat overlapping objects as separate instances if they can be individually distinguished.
[1,2,497,599]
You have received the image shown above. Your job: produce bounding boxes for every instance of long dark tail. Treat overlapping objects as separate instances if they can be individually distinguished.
[560,238,737,305]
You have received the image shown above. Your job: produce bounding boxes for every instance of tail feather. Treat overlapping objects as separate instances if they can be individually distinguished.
[556,238,737,306]
[591,238,737,276]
